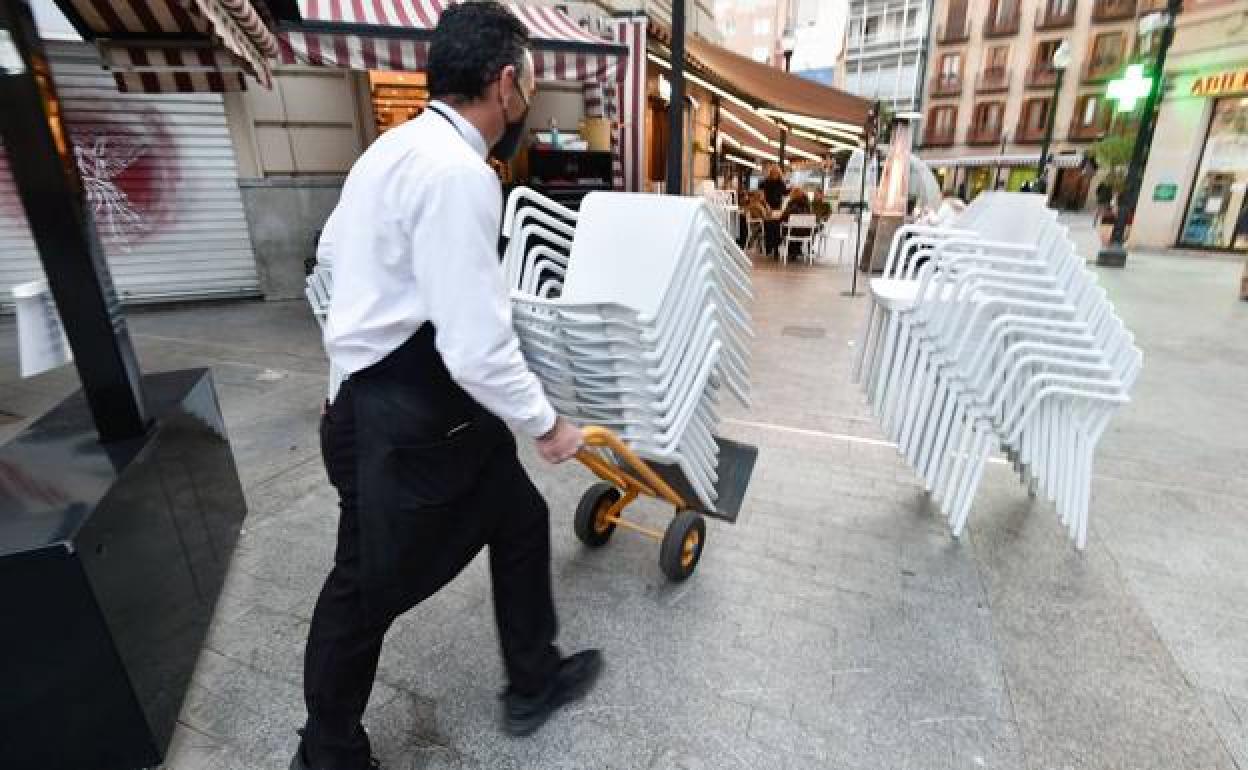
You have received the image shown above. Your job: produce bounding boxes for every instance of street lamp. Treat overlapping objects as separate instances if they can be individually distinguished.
[1096,0,1182,267]
[781,27,797,72]
[1035,39,1071,194]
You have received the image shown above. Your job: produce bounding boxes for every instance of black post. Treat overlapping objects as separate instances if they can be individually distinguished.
[778,125,787,168]
[666,0,687,195]
[1035,65,1065,193]
[0,0,148,441]
[844,102,880,298]
[1097,0,1181,267]
[783,49,793,72]
[710,95,721,185]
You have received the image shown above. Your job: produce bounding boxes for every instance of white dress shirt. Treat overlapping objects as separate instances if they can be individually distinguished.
[319,101,557,439]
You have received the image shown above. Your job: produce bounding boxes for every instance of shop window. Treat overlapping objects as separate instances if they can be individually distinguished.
[369,71,429,135]
[1180,98,1248,251]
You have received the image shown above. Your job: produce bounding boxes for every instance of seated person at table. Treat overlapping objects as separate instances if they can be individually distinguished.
[811,190,831,223]
[781,188,814,259]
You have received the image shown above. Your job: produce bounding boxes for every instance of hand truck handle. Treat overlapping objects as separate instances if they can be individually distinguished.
[576,426,689,511]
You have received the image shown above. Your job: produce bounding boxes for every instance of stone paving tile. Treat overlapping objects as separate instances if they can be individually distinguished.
[9,253,1248,769]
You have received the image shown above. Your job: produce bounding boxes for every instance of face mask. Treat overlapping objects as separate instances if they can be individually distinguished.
[491,79,531,162]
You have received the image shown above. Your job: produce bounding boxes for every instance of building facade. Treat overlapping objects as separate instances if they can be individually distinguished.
[1131,0,1248,260]
[920,0,1170,204]
[712,0,846,82]
[839,0,932,112]
[714,0,791,65]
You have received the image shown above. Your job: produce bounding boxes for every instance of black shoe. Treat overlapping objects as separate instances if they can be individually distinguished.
[290,730,382,770]
[502,649,604,737]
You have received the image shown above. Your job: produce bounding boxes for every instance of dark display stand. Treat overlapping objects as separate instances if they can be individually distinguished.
[527,148,614,210]
[0,369,246,770]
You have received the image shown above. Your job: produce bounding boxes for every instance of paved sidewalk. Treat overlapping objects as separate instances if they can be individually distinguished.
[1,245,1245,769]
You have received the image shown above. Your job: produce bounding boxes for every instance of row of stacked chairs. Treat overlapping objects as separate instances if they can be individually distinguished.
[853,193,1141,549]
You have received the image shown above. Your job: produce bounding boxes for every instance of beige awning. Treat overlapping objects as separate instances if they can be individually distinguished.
[650,22,870,141]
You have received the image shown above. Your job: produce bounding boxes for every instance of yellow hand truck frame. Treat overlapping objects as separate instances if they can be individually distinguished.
[573,425,757,581]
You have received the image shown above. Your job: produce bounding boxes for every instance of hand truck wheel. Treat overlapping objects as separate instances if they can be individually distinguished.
[573,482,620,548]
[659,511,706,581]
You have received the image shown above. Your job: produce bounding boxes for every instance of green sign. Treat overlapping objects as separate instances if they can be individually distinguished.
[1108,64,1153,112]
[1153,183,1177,202]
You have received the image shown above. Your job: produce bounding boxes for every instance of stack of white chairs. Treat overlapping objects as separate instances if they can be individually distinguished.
[853,192,1140,548]
[699,186,739,238]
[501,186,580,299]
[507,192,753,510]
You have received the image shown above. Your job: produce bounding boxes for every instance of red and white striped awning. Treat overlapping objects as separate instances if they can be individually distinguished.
[277,0,624,82]
[60,0,278,92]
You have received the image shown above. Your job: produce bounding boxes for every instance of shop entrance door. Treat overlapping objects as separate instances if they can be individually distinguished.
[1179,97,1248,251]
[1053,167,1091,210]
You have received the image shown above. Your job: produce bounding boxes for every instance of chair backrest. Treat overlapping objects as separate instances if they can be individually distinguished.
[788,214,817,229]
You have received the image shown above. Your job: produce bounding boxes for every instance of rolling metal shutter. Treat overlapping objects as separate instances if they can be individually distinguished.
[0,41,259,304]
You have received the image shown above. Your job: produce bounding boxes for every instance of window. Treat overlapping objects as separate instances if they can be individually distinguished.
[1073,93,1111,137]
[941,52,962,76]
[973,102,1004,135]
[1088,31,1124,76]
[722,19,736,36]
[1021,97,1051,135]
[753,17,770,35]
[1080,95,1099,125]
[863,16,880,41]
[752,46,770,63]
[990,0,1017,25]
[1034,39,1061,69]
[927,106,957,140]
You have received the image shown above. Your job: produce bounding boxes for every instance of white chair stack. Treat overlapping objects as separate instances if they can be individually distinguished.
[853,192,1140,548]
[507,191,753,510]
[501,186,580,299]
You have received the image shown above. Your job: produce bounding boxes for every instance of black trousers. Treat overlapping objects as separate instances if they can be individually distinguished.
[301,328,560,770]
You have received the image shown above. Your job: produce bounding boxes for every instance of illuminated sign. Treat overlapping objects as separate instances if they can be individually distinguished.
[1108,65,1152,112]
[1190,69,1248,98]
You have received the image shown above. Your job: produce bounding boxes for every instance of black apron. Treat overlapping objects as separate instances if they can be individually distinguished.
[344,323,512,622]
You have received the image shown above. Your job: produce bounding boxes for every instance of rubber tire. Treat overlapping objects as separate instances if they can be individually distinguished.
[574,483,620,548]
[659,511,707,582]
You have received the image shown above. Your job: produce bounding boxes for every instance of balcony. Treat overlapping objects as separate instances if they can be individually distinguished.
[1015,119,1050,143]
[1035,1,1077,28]
[977,67,1012,93]
[1084,56,1124,82]
[1068,118,1109,141]
[936,19,970,44]
[923,127,958,147]
[930,73,963,97]
[1092,0,1137,21]
[1026,66,1061,88]
[983,7,1021,37]
[967,124,1004,145]
[1137,0,1168,10]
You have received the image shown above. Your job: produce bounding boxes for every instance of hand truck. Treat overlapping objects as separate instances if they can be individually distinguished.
[573,426,757,581]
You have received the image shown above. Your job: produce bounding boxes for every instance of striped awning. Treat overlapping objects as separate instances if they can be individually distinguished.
[61,0,278,92]
[278,0,625,82]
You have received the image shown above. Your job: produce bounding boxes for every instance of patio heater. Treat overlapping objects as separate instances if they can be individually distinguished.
[0,0,247,766]
[860,112,919,273]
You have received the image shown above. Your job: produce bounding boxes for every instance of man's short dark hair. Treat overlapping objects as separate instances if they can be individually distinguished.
[428,2,530,102]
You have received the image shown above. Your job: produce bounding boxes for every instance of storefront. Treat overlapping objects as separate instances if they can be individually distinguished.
[923,153,1079,199]
[1132,4,1248,261]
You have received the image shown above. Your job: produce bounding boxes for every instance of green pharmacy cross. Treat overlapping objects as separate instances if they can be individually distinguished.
[1107,64,1153,112]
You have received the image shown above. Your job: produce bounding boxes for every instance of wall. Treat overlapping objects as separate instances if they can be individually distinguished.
[223,67,373,298]
[1132,0,1248,249]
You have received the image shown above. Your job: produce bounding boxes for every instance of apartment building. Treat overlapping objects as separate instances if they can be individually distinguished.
[920,0,1170,205]
[839,0,933,112]
[714,0,792,65]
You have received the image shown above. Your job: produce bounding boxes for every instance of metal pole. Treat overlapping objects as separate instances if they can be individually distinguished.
[844,102,879,298]
[0,0,148,441]
[779,125,787,168]
[1097,0,1181,267]
[665,0,687,195]
[1035,65,1064,193]
[710,94,721,185]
